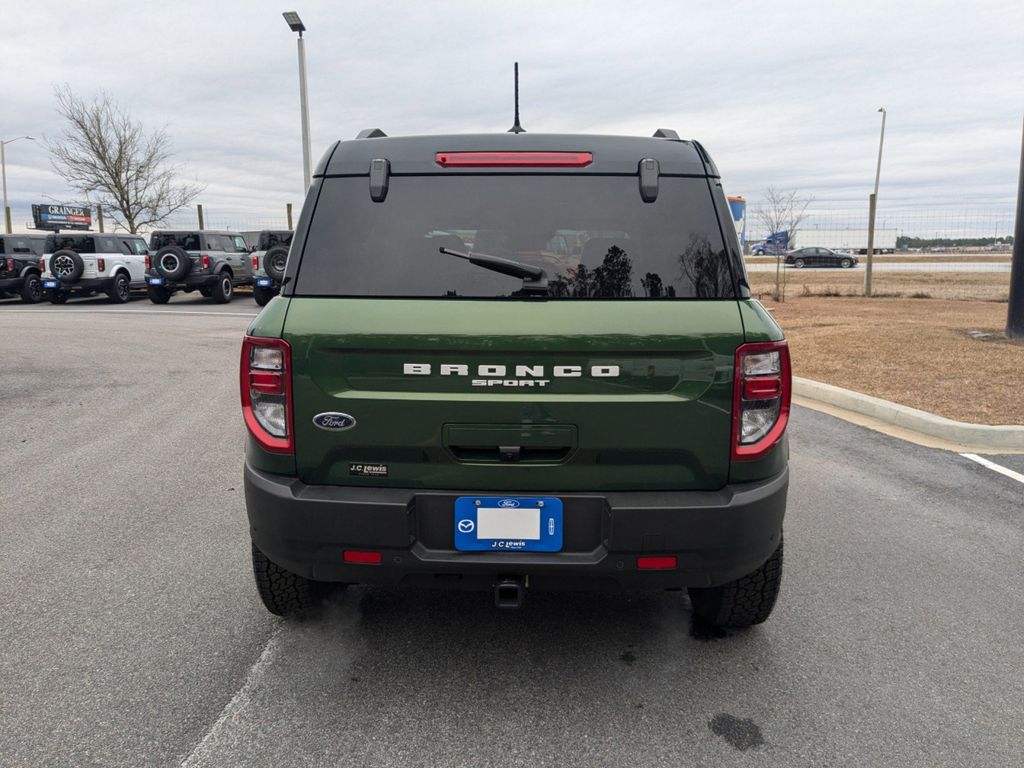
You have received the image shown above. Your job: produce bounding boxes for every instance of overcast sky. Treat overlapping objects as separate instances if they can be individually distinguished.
[3,0,1023,222]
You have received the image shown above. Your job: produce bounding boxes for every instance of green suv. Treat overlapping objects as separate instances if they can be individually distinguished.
[242,129,791,628]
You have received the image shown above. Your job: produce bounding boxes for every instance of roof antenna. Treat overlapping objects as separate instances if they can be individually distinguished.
[508,62,525,133]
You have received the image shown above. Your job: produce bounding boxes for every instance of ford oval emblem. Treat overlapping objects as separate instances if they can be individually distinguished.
[313,412,357,431]
[497,499,520,508]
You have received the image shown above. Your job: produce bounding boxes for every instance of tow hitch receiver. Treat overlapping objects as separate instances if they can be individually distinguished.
[494,578,525,609]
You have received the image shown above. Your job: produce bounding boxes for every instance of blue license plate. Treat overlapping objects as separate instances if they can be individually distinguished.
[454,497,563,552]
[256,278,273,287]
[43,279,59,289]
[147,276,164,285]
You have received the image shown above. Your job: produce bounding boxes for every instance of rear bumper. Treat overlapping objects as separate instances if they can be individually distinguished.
[0,277,26,291]
[146,270,251,289]
[244,463,788,591]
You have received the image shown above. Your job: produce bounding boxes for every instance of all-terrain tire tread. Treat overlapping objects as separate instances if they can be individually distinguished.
[689,538,783,628]
[251,543,318,617]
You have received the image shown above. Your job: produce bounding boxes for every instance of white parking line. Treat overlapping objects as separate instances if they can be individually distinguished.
[178,625,282,767]
[0,308,258,318]
[960,453,1024,485]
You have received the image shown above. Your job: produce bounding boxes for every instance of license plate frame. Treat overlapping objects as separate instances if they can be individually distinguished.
[147,276,165,286]
[454,496,563,553]
[43,279,60,289]
[256,277,273,287]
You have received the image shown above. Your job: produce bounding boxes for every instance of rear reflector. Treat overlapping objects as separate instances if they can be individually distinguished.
[435,151,593,168]
[637,556,677,570]
[343,550,382,565]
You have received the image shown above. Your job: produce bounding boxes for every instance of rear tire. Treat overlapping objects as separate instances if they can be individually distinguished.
[793,258,805,268]
[688,537,783,629]
[107,272,130,303]
[840,258,853,269]
[20,273,42,303]
[253,283,276,306]
[148,285,172,304]
[49,290,69,305]
[211,273,233,303]
[251,543,330,617]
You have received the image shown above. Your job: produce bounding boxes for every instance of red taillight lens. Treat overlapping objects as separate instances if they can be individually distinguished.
[732,340,791,461]
[251,254,259,270]
[5,258,13,272]
[201,254,210,270]
[343,550,382,565]
[144,255,151,269]
[39,258,45,271]
[96,257,105,271]
[637,556,677,570]
[240,336,293,454]
[435,151,593,168]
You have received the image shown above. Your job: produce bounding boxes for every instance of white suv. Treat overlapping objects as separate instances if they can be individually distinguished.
[42,233,149,304]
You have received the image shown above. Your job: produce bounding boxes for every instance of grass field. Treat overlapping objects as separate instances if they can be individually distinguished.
[767,295,1022,425]
[749,270,1010,302]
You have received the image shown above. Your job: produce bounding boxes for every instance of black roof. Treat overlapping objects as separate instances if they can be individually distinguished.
[316,131,718,178]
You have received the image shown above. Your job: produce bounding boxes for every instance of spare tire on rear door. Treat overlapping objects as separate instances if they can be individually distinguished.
[264,245,289,282]
[155,246,191,280]
[50,250,85,283]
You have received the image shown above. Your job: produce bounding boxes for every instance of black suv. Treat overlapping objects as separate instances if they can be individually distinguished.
[146,230,253,303]
[0,233,47,303]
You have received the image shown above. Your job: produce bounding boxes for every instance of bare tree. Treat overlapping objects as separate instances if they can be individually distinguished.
[46,85,202,233]
[754,187,812,302]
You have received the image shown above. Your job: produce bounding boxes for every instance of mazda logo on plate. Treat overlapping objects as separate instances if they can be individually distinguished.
[457,520,475,533]
[497,499,520,508]
[312,412,357,431]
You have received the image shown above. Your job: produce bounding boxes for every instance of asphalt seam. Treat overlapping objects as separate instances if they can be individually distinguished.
[960,453,1024,485]
[178,624,282,767]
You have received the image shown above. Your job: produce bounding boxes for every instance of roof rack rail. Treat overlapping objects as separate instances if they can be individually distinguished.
[356,128,388,139]
[652,128,680,140]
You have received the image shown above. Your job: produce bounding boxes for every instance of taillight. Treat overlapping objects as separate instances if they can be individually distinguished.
[144,255,151,269]
[4,258,12,272]
[201,254,210,270]
[251,254,259,270]
[240,336,293,454]
[39,258,45,271]
[435,151,593,168]
[96,257,105,271]
[732,340,791,461]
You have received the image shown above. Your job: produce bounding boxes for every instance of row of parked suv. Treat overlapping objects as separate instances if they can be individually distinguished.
[0,229,293,306]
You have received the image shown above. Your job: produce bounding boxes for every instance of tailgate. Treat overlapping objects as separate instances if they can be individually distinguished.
[285,298,744,491]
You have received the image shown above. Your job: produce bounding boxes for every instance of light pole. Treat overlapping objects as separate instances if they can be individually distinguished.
[283,11,312,190]
[1,135,36,234]
[864,107,886,297]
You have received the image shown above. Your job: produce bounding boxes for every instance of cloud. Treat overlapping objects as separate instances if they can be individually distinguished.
[3,0,1022,227]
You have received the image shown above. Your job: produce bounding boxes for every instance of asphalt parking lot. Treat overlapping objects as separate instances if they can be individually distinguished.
[2,298,1022,767]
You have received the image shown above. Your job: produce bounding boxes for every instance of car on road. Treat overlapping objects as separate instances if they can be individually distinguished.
[41,233,150,304]
[146,230,252,304]
[242,129,791,628]
[784,247,858,269]
[0,233,47,303]
[247,229,293,306]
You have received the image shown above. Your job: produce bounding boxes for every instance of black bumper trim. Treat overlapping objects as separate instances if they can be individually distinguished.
[245,463,788,591]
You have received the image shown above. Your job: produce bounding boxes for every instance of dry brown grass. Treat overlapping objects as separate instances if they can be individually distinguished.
[767,296,1023,425]
[750,270,1009,302]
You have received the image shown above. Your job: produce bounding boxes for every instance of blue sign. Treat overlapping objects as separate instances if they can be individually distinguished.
[454,496,563,552]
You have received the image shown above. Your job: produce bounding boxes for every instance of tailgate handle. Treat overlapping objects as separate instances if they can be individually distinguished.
[448,445,572,464]
[498,446,520,463]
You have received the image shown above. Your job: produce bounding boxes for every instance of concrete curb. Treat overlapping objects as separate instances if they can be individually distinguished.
[793,377,1024,451]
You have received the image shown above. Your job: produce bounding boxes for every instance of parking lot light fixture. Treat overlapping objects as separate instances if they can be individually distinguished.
[282,11,312,189]
[1,135,37,234]
[864,107,887,297]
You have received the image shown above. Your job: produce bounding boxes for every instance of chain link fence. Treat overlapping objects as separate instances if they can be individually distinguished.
[6,201,1016,302]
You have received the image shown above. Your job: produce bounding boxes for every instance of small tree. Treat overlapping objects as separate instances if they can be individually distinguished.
[46,85,202,233]
[754,187,812,301]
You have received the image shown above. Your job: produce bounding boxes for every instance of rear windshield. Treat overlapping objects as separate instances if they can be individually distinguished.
[259,231,293,250]
[0,237,45,256]
[45,235,95,253]
[294,176,736,299]
[151,233,202,251]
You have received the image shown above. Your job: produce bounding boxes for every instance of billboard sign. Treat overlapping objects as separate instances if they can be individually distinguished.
[32,204,92,231]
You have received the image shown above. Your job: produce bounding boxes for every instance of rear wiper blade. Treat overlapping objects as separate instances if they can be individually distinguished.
[439,247,549,293]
